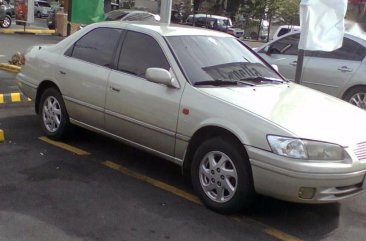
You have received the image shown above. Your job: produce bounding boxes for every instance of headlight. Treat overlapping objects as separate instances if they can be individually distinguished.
[267,135,348,161]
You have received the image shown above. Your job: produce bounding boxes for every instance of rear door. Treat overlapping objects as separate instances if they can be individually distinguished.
[57,27,123,129]
[301,37,366,97]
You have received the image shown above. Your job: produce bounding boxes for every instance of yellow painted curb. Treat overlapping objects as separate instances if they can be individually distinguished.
[0,63,21,73]
[0,92,31,104]
[0,29,56,35]
[0,129,4,142]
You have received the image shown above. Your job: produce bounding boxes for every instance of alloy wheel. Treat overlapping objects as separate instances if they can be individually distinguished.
[1,16,11,28]
[42,96,62,133]
[199,151,238,203]
[349,92,366,110]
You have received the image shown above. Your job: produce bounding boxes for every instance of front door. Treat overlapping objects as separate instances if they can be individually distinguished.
[105,31,184,157]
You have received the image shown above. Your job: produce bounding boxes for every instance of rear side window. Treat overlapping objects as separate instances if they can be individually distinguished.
[65,28,122,67]
[117,31,170,78]
[311,38,366,61]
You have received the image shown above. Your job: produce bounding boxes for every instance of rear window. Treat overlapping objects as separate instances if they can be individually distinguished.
[38,2,50,7]
[277,28,291,37]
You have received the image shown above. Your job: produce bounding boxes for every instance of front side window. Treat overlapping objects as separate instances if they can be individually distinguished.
[167,36,282,85]
[66,28,122,67]
[117,31,170,78]
[267,33,300,55]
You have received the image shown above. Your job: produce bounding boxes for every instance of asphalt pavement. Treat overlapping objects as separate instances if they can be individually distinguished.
[1,29,366,241]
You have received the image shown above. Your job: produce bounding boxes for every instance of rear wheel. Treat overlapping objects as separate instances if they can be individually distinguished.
[39,88,70,140]
[0,15,12,28]
[343,87,366,110]
[191,137,254,214]
[37,12,41,18]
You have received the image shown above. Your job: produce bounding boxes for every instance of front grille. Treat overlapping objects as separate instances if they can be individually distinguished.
[354,142,366,161]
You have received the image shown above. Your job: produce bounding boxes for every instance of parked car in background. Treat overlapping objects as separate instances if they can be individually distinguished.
[105,9,160,22]
[0,0,12,28]
[34,0,51,18]
[256,32,366,110]
[272,25,300,40]
[227,27,244,39]
[17,21,366,214]
[186,14,233,32]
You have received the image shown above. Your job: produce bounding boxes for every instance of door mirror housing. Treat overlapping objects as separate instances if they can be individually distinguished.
[264,45,271,55]
[146,68,174,87]
[271,64,279,72]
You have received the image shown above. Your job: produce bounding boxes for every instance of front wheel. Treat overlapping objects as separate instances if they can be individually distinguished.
[0,15,12,28]
[39,88,70,140]
[191,137,254,214]
[343,87,366,110]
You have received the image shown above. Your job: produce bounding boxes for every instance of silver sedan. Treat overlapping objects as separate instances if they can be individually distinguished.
[17,22,366,214]
[256,32,366,110]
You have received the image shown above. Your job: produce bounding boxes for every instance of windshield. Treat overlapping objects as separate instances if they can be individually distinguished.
[167,36,283,86]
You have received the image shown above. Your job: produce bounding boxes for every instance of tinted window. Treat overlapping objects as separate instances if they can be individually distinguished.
[118,31,170,78]
[38,1,50,7]
[66,28,122,67]
[267,33,300,55]
[311,38,366,61]
[278,28,291,37]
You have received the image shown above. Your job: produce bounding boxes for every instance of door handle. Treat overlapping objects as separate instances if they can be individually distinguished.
[110,86,120,92]
[290,61,297,66]
[59,70,66,75]
[337,66,353,72]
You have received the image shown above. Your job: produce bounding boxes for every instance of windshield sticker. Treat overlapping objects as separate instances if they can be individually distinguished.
[202,62,274,80]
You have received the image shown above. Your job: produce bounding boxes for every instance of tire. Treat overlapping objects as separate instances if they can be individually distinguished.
[37,12,41,18]
[343,86,366,110]
[0,15,12,28]
[250,32,258,40]
[38,88,70,140]
[191,137,254,214]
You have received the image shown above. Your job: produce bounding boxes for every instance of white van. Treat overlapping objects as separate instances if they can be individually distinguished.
[272,25,300,40]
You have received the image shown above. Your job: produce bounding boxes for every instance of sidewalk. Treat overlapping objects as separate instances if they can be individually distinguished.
[0,18,56,35]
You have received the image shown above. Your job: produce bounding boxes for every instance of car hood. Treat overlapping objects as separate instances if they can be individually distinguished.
[199,83,366,147]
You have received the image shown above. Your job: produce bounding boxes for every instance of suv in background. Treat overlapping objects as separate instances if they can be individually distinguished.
[34,0,51,18]
[186,14,233,32]
[272,25,300,40]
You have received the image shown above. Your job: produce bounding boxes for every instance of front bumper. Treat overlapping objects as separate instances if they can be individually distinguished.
[246,145,366,203]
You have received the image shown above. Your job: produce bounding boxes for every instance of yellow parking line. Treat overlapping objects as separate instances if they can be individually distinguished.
[0,94,4,104]
[11,92,21,102]
[102,160,202,204]
[39,136,90,155]
[40,138,304,241]
[0,129,4,142]
[265,228,304,241]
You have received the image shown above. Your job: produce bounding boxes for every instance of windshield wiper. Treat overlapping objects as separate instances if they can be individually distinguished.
[194,79,255,87]
[240,76,287,84]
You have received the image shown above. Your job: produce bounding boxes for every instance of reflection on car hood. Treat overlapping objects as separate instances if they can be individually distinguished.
[199,83,366,147]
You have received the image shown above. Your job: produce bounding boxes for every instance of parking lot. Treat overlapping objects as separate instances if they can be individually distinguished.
[1,33,366,241]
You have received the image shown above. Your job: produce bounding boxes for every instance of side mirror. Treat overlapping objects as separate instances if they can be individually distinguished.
[146,68,174,87]
[264,45,271,55]
[271,64,279,72]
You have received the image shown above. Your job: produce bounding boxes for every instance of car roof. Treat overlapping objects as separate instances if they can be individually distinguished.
[187,14,230,20]
[91,21,232,37]
[265,30,366,47]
